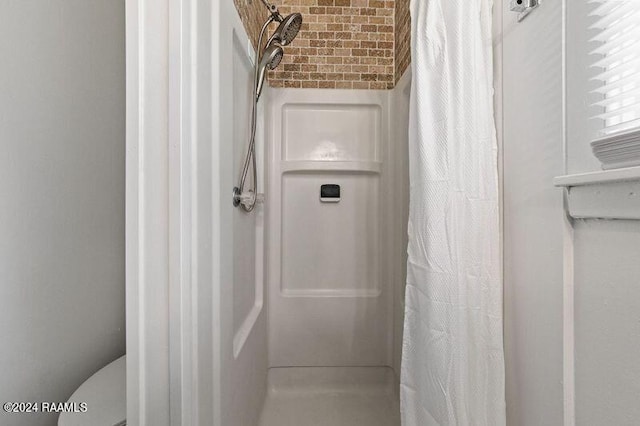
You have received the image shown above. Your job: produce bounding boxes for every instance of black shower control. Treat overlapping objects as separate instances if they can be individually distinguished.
[320,184,340,203]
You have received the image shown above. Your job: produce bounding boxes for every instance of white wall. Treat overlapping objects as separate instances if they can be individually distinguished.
[501,1,640,425]
[563,3,640,423]
[565,0,602,175]
[500,1,565,425]
[0,2,125,426]
[572,219,640,425]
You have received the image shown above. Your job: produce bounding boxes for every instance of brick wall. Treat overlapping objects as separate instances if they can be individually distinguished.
[394,0,410,82]
[234,0,409,89]
[233,0,268,48]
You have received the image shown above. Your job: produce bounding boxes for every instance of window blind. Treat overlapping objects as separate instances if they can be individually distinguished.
[590,0,640,137]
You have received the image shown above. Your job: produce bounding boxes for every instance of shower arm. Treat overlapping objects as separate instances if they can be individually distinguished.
[261,0,284,21]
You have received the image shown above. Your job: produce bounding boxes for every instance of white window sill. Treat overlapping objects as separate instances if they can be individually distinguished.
[554,166,640,220]
[554,166,640,188]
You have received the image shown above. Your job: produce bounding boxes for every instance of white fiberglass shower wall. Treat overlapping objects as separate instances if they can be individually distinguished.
[266,89,393,367]
[220,7,269,426]
[188,3,271,425]
[259,86,408,426]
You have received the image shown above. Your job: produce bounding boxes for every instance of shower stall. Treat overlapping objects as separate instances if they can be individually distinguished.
[124,0,640,425]
[219,3,409,424]
[127,0,410,424]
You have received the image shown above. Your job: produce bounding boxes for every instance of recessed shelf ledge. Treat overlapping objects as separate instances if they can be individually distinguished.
[554,166,640,188]
[281,160,382,174]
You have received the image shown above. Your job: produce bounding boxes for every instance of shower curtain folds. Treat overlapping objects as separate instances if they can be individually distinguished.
[400,0,506,425]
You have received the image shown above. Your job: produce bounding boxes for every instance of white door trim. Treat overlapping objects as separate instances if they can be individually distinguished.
[125,0,172,423]
[126,0,220,422]
[126,0,204,424]
[562,195,576,426]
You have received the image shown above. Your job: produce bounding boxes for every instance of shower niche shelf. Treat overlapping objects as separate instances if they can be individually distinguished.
[280,160,382,174]
[554,166,640,220]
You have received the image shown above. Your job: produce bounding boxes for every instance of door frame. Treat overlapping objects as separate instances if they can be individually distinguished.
[126,0,172,423]
[125,0,218,424]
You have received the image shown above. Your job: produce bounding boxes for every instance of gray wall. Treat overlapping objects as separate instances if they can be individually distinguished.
[500,1,565,425]
[0,2,125,425]
[573,220,640,425]
[565,3,640,423]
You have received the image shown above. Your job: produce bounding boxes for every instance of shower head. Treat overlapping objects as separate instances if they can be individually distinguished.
[256,44,283,99]
[270,13,303,46]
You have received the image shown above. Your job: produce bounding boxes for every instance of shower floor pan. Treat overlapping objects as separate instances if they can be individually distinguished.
[258,367,401,426]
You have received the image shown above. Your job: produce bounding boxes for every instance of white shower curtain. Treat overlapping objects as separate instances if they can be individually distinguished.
[400,0,505,425]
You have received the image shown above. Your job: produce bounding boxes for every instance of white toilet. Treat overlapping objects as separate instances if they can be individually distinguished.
[58,355,126,426]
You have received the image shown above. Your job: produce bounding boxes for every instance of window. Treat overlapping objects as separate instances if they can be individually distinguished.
[585,0,640,169]
[590,0,640,136]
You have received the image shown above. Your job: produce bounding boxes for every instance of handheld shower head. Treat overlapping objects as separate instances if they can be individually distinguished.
[270,13,303,46]
[235,2,303,212]
[256,44,283,99]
